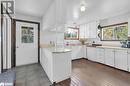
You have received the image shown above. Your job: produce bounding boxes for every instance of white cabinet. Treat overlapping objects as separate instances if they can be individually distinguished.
[79,21,98,38]
[128,50,130,72]
[115,49,128,71]
[79,25,85,38]
[128,18,130,36]
[87,47,96,61]
[71,46,84,60]
[41,48,71,83]
[96,48,105,64]
[83,45,87,58]
[89,21,97,38]
[104,49,115,67]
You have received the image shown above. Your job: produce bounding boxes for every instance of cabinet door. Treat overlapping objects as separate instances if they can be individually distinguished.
[83,45,87,58]
[128,18,130,36]
[79,25,85,38]
[89,21,97,38]
[84,24,89,38]
[128,50,130,72]
[104,49,115,67]
[115,50,128,71]
[71,46,83,60]
[96,48,105,64]
[87,47,96,61]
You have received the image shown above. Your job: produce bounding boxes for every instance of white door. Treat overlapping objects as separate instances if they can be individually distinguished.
[115,49,128,71]
[104,49,115,67]
[96,48,105,64]
[16,21,38,66]
[128,50,130,72]
[87,47,96,61]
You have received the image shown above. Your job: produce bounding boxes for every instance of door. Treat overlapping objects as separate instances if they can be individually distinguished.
[104,49,115,67]
[128,50,130,72]
[16,21,38,66]
[115,49,128,71]
[87,47,96,61]
[96,48,105,64]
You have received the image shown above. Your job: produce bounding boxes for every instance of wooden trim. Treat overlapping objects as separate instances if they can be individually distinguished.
[1,3,3,72]
[11,19,16,67]
[100,22,128,41]
[64,27,79,40]
[12,19,40,67]
[101,22,128,28]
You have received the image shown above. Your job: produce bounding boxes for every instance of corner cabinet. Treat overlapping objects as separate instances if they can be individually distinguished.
[71,46,84,60]
[115,49,128,71]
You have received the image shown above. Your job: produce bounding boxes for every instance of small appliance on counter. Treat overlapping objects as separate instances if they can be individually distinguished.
[121,37,130,48]
[127,41,130,48]
[127,37,130,48]
[120,40,127,48]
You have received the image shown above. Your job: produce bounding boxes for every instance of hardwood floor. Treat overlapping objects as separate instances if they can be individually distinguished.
[14,59,130,86]
[53,59,130,86]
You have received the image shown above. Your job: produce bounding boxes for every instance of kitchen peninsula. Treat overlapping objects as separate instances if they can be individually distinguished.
[40,46,72,83]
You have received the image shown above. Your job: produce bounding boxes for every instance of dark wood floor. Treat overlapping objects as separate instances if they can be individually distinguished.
[14,59,130,86]
[53,59,130,86]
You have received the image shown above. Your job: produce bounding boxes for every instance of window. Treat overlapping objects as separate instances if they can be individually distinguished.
[101,22,128,41]
[64,27,79,40]
[21,26,34,43]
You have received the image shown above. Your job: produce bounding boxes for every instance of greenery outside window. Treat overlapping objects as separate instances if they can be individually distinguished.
[101,22,128,41]
[64,27,79,40]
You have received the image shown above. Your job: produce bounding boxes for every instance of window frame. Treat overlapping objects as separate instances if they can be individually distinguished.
[64,27,79,40]
[101,22,128,41]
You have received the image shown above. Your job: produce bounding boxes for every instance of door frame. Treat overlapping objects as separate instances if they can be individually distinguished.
[12,19,40,67]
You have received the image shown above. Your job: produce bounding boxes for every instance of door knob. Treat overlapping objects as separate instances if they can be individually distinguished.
[16,46,19,48]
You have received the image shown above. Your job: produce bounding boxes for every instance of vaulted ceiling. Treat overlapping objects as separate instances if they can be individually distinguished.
[67,0,130,23]
[15,0,130,20]
[15,0,53,17]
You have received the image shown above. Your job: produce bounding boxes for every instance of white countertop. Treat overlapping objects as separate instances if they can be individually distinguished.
[42,47,72,53]
[96,46,130,50]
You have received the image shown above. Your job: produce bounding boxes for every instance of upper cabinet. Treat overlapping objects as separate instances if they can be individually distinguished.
[128,18,130,36]
[42,0,67,31]
[79,21,98,38]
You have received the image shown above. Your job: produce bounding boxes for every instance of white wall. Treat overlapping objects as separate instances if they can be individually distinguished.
[14,12,42,22]
[40,31,64,45]
[97,12,130,47]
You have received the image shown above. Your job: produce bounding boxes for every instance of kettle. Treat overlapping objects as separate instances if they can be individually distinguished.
[127,41,130,48]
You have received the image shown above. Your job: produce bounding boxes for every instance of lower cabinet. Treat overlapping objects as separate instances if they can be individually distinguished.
[128,50,130,72]
[87,47,96,61]
[96,48,105,64]
[104,49,115,67]
[115,49,128,71]
[71,46,84,60]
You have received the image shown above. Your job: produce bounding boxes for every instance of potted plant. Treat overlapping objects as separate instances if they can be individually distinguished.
[79,38,87,45]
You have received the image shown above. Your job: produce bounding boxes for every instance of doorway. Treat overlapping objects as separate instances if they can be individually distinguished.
[12,19,40,67]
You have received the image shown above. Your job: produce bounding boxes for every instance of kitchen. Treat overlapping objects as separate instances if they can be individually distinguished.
[1,0,130,86]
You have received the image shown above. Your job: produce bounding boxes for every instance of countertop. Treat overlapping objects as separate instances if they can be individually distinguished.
[42,47,72,53]
[96,46,130,50]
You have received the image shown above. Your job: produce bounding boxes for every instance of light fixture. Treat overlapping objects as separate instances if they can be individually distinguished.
[80,4,86,12]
